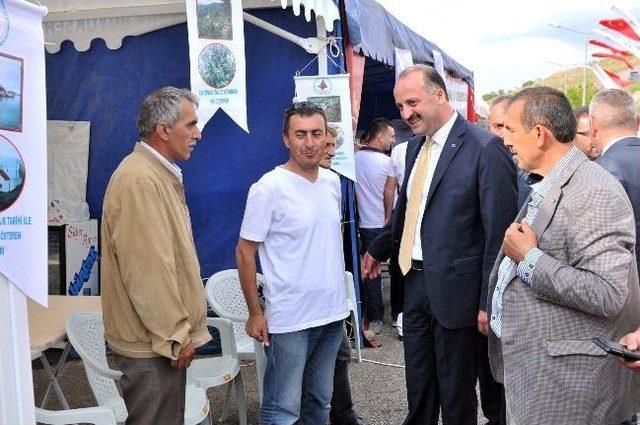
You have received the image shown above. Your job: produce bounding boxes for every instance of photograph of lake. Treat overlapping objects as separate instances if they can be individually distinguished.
[0,53,23,132]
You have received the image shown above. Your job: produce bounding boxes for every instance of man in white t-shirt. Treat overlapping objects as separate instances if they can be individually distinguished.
[355,118,395,334]
[236,102,348,424]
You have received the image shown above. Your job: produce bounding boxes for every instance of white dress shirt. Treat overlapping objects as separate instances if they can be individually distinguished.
[405,111,458,260]
[140,141,183,183]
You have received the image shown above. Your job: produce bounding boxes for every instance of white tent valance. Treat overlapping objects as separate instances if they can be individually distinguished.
[35,0,339,53]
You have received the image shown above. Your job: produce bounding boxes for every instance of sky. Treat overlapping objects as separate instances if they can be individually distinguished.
[375,0,640,98]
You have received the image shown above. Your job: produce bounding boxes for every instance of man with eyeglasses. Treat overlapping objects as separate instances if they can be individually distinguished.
[573,107,600,159]
[236,102,349,424]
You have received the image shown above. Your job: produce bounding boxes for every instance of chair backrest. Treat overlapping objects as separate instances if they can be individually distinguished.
[205,269,266,321]
[65,312,128,422]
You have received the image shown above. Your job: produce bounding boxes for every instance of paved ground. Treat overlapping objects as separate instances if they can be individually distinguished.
[33,276,489,424]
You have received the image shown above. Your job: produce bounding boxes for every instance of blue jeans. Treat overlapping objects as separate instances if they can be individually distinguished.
[259,320,344,425]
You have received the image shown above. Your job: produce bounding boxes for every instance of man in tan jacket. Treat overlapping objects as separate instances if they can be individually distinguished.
[101,87,211,424]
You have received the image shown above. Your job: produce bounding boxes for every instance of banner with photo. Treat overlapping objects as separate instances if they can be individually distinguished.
[294,74,356,181]
[0,0,48,306]
[186,0,248,132]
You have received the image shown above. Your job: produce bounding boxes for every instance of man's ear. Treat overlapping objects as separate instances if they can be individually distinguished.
[282,133,291,149]
[535,124,549,149]
[156,122,170,141]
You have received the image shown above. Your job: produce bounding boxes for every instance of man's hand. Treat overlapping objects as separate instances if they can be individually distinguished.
[503,221,537,263]
[619,328,640,372]
[361,252,382,279]
[477,310,488,336]
[171,341,195,369]
[246,311,270,347]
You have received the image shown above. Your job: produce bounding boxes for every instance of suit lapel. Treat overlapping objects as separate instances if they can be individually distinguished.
[530,150,586,240]
[425,115,466,209]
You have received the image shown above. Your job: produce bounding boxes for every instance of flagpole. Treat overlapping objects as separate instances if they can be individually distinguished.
[547,21,591,106]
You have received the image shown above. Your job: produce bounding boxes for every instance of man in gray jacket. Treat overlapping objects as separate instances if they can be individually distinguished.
[487,86,640,424]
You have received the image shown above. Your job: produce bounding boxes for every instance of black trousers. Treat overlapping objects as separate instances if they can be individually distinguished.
[330,324,359,424]
[402,269,479,425]
[478,335,506,425]
[389,255,404,322]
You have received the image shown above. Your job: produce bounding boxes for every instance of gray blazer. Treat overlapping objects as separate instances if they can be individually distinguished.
[487,149,640,424]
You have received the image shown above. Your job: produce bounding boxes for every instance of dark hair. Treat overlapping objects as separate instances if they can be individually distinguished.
[573,106,589,120]
[398,64,449,101]
[361,117,392,144]
[511,87,576,143]
[282,102,327,135]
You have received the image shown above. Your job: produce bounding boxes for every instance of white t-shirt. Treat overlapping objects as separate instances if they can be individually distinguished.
[240,167,348,334]
[389,142,408,187]
[355,149,390,229]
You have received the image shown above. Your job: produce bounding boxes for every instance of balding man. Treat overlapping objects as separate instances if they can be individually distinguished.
[573,107,600,159]
[488,86,640,423]
[590,89,640,277]
[363,65,517,425]
[489,95,531,210]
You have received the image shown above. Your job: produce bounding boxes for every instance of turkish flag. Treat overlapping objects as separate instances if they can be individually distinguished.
[591,52,634,69]
[589,39,632,56]
[600,18,640,42]
[604,69,631,88]
[467,86,477,122]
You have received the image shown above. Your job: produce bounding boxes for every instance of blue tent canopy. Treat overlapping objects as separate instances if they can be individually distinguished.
[344,0,474,87]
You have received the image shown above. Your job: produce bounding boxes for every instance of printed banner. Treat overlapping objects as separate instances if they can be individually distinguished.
[186,0,249,132]
[445,75,469,120]
[0,0,48,306]
[394,47,413,80]
[295,74,356,181]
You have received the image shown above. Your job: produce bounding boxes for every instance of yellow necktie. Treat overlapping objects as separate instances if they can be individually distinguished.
[398,138,435,275]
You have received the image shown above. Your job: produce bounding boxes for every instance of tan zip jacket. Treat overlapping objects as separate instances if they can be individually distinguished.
[101,143,210,359]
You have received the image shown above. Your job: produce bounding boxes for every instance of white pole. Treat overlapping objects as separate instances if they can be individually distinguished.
[0,275,36,425]
[316,16,328,76]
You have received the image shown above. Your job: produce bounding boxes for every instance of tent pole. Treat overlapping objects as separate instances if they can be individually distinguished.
[243,12,325,55]
[0,276,36,424]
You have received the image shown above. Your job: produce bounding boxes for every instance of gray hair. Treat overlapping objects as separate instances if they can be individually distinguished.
[589,89,638,131]
[490,95,513,109]
[397,64,449,101]
[511,86,576,143]
[136,87,199,139]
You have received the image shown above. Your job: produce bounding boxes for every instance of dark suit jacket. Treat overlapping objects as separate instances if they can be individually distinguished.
[595,136,640,275]
[368,115,517,329]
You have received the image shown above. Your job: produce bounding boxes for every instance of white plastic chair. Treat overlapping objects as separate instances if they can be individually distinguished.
[205,269,267,361]
[65,311,210,425]
[187,317,247,425]
[35,405,117,425]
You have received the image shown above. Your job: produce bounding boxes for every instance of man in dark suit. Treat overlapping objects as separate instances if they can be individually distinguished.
[362,65,517,425]
[590,88,640,277]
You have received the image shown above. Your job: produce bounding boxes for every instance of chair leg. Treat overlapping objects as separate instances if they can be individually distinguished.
[234,373,247,425]
[219,382,232,423]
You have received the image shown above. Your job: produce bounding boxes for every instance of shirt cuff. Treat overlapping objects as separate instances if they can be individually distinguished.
[516,247,543,284]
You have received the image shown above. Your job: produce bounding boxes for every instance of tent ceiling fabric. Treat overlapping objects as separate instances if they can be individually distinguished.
[35,0,339,53]
[344,0,473,87]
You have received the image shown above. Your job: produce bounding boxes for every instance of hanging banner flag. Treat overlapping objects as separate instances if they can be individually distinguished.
[432,50,446,87]
[186,0,248,132]
[600,18,640,42]
[590,63,628,89]
[589,39,631,56]
[445,75,468,119]
[295,74,356,181]
[394,47,413,80]
[0,0,48,306]
[593,28,640,59]
[592,52,634,69]
[612,4,640,40]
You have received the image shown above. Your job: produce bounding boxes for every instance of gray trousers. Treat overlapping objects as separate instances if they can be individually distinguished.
[113,353,186,425]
